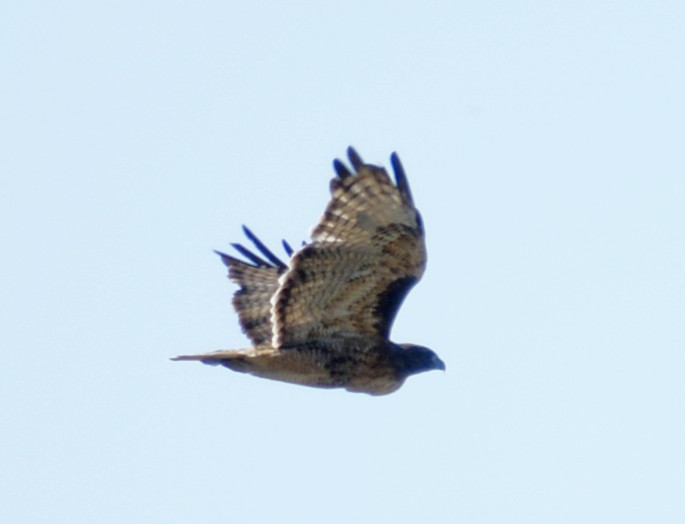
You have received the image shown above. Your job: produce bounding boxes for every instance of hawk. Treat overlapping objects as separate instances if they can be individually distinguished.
[173,147,444,395]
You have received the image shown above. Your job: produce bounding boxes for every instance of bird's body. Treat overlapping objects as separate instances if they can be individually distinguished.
[178,339,405,395]
[173,147,444,395]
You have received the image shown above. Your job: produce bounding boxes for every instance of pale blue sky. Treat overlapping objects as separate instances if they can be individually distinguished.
[2,1,684,523]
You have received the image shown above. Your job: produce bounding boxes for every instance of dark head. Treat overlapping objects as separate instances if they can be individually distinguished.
[393,343,446,378]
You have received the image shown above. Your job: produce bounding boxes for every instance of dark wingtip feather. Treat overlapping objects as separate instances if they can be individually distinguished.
[347,146,364,170]
[390,152,414,206]
[282,239,294,257]
[231,242,268,267]
[333,159,352,178]
[241,225,287,268]
[213,249,233,267]
[214,249,246,267]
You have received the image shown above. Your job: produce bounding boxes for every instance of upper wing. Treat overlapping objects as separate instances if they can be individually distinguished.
[271,147,426,348]
[216,226,295,346]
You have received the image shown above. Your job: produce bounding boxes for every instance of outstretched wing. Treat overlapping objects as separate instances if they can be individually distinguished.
[271,147,426,348]
[216,226,295,346]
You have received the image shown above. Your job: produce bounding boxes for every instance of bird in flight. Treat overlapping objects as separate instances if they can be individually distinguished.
[173,147,444,395]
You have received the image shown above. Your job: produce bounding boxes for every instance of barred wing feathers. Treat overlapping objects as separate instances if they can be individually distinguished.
[271,148,426,348]
[215,227,290,346]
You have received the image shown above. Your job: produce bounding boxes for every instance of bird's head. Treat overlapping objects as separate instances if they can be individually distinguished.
[393,343,446,377]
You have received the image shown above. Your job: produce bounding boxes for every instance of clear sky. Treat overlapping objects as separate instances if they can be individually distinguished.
[2,1,684,523]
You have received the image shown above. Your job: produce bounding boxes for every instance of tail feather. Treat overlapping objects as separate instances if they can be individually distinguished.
[172,349,246,362]
[172,347,277,372]
[172,350,249,372]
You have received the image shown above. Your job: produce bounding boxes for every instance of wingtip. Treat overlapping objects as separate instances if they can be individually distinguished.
[347,146,364,170]
[282,239,294,257]
[214,248,230,261]
[231,242,268,267]
[238,226,287,268]
[214,249,237,268]
[390,151,414,205]
[241,225,259,243]
[333,158,352,178]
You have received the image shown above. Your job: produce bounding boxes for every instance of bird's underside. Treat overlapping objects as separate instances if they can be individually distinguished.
[173,338,412,395]
[173,147,445,395]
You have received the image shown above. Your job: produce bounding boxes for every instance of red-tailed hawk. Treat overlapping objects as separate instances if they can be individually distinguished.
[173,147,444,395]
